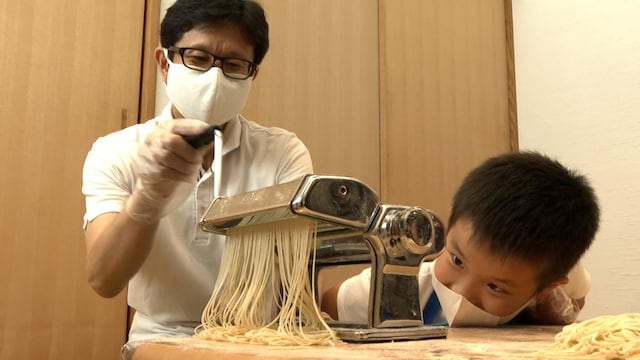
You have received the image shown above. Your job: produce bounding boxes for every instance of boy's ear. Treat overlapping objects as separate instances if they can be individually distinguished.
[536,276,569,301]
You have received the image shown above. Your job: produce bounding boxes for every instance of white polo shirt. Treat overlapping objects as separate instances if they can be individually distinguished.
[82,105,313,341]
[337,261,438,323]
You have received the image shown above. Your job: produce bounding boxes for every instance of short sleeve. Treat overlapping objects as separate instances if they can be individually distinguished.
[337,267,372,323]
[274,134,313,184]
[81,130,140,229]
[562,260,591,299]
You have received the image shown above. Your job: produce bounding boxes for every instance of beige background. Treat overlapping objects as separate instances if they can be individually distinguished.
[512,0,640,319]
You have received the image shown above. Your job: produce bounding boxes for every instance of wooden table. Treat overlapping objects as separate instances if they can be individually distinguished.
[122,326,562,359]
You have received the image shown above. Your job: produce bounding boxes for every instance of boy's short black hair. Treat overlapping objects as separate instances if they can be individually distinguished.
[160,0,269,65]
[448,151,600,289]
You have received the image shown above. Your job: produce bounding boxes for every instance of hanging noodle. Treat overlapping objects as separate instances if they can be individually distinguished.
[195,218,338,346]
[531,313,640,359]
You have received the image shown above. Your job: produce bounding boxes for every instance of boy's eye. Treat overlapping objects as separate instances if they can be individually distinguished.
[487,283,506,294]
[450,253,464,268]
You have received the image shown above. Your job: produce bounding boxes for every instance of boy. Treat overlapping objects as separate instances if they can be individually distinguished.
[322,151,599,326]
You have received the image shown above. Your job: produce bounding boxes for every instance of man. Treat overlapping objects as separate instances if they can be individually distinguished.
[82,0,313,342]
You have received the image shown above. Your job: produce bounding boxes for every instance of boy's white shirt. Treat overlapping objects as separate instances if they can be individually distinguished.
[562,260,591,299]
[336,260,590,324]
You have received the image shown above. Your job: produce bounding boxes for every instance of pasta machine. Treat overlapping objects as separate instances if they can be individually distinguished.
[200,174,447,342]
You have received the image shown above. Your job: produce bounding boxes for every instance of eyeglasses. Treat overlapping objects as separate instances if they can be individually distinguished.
[166,47,256,80]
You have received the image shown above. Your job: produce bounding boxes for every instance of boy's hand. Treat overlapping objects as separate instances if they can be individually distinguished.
[528,287,584,325]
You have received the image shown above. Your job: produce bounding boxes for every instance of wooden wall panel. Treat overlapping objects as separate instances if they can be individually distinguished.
[0,0,144,358]
[242,0,381,192]
[379,0,515,223]
[139,0,161,123]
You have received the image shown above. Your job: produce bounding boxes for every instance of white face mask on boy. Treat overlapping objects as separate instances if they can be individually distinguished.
[431,273,532,327]
[164,51,252,126]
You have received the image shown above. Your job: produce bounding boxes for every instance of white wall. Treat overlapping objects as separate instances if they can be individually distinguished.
[513,0,640,319]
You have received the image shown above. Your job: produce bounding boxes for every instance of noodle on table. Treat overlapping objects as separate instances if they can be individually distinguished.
[532,313,640,359]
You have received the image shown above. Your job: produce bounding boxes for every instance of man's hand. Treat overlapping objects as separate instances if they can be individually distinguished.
[125,119,213,224]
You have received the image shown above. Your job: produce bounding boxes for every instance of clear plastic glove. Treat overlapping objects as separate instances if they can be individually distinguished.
[527,286,582,325]
[125,119,213,224]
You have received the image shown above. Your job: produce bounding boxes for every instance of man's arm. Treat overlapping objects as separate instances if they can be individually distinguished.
[83,119,212,298]
[84,212,158,297]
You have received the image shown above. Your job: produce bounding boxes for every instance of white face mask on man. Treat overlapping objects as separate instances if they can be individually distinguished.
[164,51,252,126]
[431,272,532,327]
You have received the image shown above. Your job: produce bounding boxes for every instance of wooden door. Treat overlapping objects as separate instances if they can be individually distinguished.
[0,0,145,358]
[379,0,517,222]
[242,0,381,192]
[242,0,516,219]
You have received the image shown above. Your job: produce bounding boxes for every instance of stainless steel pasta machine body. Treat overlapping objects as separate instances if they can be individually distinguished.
[200,174,447,342]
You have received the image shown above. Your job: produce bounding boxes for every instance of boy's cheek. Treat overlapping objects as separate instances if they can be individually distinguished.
[432,255,451,284]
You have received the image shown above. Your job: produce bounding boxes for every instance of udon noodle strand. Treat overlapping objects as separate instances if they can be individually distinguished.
[195,218,338,346]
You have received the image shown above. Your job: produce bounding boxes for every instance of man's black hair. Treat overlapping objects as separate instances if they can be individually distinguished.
[161,0,269,64]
